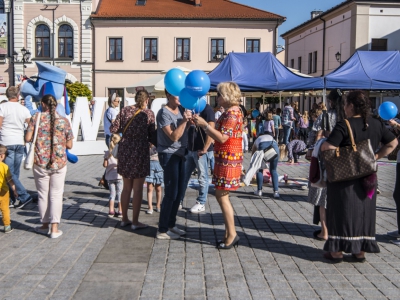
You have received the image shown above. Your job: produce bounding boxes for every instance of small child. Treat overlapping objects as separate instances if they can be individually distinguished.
[0,144,18,233]
[145,144,163,214]
[279,139,308,164]
[103,134,123,218]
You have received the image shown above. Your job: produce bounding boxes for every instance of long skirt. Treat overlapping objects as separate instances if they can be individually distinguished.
[323,177,380,254]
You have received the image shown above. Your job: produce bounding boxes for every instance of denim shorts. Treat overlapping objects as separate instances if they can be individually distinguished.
[145,160,164,185]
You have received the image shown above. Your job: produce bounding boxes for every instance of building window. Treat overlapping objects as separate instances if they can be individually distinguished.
[176,38,190,61]
[109,38,122,61]
[210,96,217,108]
[371,39,387,51]
[0,0,4,13]
[211,39,224,61]
[35,24,50,58]
[290,59,294,68]
[298,57,302,73]
[58,24,73,58]
[246,39,260,53]
[144,38,157,61]
[308,52,312,74]
[313,51,317,73]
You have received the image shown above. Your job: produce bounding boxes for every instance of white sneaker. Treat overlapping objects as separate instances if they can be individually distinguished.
[254,190,262,196]
[50,230,63,239]
[169,226,186,236]
[156,230,180,240]
[387,230,400,238]
[179,204,183,210]
[190,202,205,213]
[146,209,153,214]
[273,191,280,198]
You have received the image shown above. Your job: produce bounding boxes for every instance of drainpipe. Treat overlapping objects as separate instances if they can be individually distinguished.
[319,16,326,76]
[91,19,95,97]
[9,0,14,86]
[273,20,279,55]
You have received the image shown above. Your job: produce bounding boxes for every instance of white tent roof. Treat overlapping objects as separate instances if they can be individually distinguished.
[126,66,192,94]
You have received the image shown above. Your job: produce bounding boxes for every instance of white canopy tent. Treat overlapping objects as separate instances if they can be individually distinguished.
[126,66,192,95]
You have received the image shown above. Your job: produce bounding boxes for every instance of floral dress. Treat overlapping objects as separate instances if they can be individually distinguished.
[110,106,155,179]
[213,106,243,190]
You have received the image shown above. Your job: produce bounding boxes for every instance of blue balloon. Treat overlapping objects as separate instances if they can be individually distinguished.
[164,68,186,96]
[66,149,78,164]
[185,70,210,98]
[193,96,207,114]
[251,110,260,118]
[379,101,398,120]
[179,88,198,110]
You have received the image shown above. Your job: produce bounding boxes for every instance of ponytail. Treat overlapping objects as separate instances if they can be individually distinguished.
[109,133,121,158]
[41,94,57,169]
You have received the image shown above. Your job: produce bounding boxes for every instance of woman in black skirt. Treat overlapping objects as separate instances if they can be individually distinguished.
[321,91,398,262]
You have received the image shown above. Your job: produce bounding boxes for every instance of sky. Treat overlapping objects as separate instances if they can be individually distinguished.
[233,0,344,47]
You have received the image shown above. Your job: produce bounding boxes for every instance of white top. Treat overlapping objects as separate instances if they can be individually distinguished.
[104,150,122,181]
[0,101,31,146]
[103,107,119,136]
[254,134,274,148]
[215,111,222,121]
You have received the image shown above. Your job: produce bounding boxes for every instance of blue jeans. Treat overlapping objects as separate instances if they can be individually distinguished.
[105,134,111,148]
[283,125,292,145]
[256,141,279,192]
[158,153,186,233]
[209,151,215,173]
[181,150,212,205]
[5,145,32,203]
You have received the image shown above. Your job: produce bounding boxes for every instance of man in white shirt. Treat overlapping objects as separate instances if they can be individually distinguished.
[0,86,33,208]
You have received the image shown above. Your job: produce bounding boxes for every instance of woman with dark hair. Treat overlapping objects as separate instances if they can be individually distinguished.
[308,89,345,241]
[26,94,74,239]
[321,90,397,262]
[110,90,155,230]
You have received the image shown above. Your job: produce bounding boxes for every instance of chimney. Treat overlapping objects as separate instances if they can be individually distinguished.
[195,0,201,7]
[311,10,323,19]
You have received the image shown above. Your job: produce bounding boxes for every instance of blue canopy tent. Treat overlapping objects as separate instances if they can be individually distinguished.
[208,52,324,91]
[325,51,400,90]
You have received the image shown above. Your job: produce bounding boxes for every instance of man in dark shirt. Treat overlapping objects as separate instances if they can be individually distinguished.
[180,103,215,213]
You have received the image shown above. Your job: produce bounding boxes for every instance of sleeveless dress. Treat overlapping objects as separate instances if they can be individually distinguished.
[212,106,243,191]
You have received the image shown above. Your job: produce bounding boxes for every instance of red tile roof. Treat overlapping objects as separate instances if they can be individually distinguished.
[92,0,285,20]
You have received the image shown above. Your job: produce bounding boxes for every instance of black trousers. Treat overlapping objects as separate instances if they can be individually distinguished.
[393,163,400,233]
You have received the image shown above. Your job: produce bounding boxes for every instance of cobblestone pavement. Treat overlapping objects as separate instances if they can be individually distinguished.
[0,154,399,300]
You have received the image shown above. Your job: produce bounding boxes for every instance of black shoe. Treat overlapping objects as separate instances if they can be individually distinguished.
[218,235,239,250]
[323,252,343,263]
[350,254,366,263]
[15,197,33,209]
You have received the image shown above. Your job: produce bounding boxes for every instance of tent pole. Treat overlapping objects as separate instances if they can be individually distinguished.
[323,88,326,105]
[380,93,383,106]
[279,92,281,110]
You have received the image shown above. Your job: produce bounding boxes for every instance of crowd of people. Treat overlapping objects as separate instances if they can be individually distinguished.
[0,84,400,262]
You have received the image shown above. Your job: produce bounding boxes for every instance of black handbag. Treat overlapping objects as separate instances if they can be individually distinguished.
[322,119,377,183]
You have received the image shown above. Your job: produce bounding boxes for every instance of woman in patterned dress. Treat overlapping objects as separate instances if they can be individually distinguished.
[110,90,155,230]
[194,82,243,249]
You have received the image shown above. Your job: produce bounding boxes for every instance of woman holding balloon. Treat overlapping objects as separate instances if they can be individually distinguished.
[194,82,243,249]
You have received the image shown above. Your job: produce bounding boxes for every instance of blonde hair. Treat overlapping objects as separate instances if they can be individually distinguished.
[265,112,273,121]
[318,101,327,111]
[292,101,299,111]
[109,134,121,158]
[302,111,309,123]
[135,90,150,109]
[216,82,241,106]
[0,144,6,155]
[279,144,288,161]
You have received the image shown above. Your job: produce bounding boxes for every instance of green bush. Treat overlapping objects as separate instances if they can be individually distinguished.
[66,82,92,103]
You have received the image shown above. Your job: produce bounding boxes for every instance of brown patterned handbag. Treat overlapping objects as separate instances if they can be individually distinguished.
[322,119,377,183]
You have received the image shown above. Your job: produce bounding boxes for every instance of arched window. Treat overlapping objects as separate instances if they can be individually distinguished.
[0,0,4,14]
[35,24,50,57]
[58,24,73,58]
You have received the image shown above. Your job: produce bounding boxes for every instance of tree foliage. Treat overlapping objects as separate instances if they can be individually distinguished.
[66,82,92,103]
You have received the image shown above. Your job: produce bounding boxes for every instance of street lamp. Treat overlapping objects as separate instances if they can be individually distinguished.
[335,51,341,64]
[13,47,31,77]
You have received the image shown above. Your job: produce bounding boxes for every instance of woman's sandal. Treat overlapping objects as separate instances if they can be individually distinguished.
[313,230,327,241]
[323,252,343,263]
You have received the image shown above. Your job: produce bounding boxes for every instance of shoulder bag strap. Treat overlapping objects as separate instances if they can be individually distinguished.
[32,112,41,144]
[122,109,141,135]
[336,119,356,157]
[105,108,112,123]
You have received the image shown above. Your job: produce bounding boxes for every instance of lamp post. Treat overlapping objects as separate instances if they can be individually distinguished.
[335,51,342,64]
[13,47,31,77]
